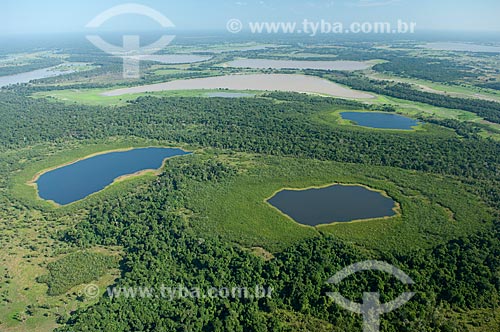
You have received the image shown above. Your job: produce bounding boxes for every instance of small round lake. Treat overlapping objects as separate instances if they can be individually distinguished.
[35,147,190,205]
[267,184,397,226]
[340,112,420,130]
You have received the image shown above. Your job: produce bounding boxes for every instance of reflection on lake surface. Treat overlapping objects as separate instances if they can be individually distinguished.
[267,185,397,226]
[35,147,190,205]
[340,112,420,130]
[102,74,374,99]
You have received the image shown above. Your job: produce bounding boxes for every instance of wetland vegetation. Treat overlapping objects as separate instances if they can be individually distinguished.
[0,32,499,332]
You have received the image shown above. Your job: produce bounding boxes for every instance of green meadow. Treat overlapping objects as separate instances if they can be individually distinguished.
[188,154,492,253]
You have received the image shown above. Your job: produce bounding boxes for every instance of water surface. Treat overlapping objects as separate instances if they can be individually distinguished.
[268,185,396,226]
[340,112,420,130]
[190,44,279,54]
[103,74,374,99]
[0,67,74,87]
[36,147,189,205]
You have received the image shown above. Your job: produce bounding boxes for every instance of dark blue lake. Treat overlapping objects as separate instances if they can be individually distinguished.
[340,112,420,130]
[267,185,397,226]
[36,147,190,205]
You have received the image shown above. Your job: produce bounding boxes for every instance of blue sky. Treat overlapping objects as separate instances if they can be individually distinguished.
[2,0,500,35]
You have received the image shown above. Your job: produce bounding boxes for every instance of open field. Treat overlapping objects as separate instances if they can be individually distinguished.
[33,88,266,106]
[189,154,493,253]
[367,95,500,139]
[0,241,121,332]
[366,71,500,102]
[369,95,481,120]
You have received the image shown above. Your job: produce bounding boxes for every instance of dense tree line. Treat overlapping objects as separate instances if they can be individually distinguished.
[1,92,499,181]
[1,92,499,184]
[37,251,119,296]
[479,82,500,91]
[373,57,478,82]
[277,45,479,83]
[419,118,483,138]
[293,45,403,61]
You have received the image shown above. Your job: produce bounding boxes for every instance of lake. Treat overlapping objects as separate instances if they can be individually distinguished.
[267,185,397,226]
[102,74,374,99]
[0,67,75,88]
[189,44,280,54]
[423,42,500,53]
[226,59,372,71]
[35,147,190,205]
[340,112,420,130]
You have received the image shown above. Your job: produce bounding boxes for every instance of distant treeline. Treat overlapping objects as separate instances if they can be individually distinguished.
[278,46,479,83]
[372,57,478,82]
[479,82,500,91]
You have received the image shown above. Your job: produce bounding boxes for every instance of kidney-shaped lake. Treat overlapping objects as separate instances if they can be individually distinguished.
[35,147,190,205]
[340,112,420,130]
[267,184,397,226]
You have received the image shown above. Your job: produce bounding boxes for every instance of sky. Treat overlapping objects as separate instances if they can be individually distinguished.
[1,0,500,35]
